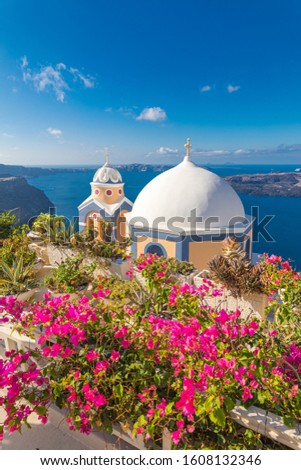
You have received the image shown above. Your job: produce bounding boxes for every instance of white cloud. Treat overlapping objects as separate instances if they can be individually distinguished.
[193,149,230,157]
[47,127,63,139]
[105,107,113,113]
[70,67,95,88]
[136,107,167,122]
[227,84,240,93]
[157,147,178,155]
[21,56,28,69]
[233,148,250,155]
[21,57,69,102]
[118,106,137,118]
[2,132,15,138]
[20,56,95,102]
[200,85,212,93]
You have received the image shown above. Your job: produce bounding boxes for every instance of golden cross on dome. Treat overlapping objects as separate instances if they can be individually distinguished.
[184,138,192,158]
[104,148,110,165]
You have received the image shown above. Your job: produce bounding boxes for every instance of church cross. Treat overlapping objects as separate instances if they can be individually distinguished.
[184,138,192,157]
[104,148,110,165]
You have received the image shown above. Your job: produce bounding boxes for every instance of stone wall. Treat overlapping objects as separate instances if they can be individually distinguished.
[194,274,268,319]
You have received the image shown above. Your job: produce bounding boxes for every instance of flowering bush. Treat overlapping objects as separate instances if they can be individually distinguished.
[260,254,301,345]
[135,254,195,284]
[0,254,300,449]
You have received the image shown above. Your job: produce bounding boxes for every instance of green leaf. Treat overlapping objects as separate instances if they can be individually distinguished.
[115,384,124,399]
[204,396,214,413]
[224,397,235,412]
[196,404,205,417]
[138,414,147,426]
[209,408,226,428]
[283,415,295,427]
[165,402,174,415]
[154,374,161,386]
[257,390,266,405]
[36,406,47,416]
[103,311,112,323]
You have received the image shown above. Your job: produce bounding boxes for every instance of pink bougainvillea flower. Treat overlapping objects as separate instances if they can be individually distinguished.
[110,350,120,362]
[170,430,182,445]
[242,386,253,402]
[265,254,282,264]
[114,326,128,338]
[86,350,99,362]
[156,398,167,417]
[95,361,109,372]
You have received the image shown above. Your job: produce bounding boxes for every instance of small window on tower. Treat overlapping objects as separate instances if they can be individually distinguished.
[106,189,113,196]
[118,189,123,195]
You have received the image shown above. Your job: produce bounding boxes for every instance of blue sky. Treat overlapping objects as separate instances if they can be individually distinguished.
[1,0,301,165]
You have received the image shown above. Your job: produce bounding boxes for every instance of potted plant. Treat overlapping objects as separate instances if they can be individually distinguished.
[170,259,198,285]
[31,213,79,264]
[44,255,95,298]
[0,255,37,301]
[208,238,265,298]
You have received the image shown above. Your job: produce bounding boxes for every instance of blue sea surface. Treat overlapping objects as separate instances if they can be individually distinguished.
[28,164,301,270]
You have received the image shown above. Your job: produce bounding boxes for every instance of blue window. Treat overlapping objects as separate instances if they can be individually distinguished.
[144,242,167,257]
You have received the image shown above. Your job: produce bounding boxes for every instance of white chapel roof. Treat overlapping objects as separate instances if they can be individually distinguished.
[128,138,247,233]
[93,149,122,184]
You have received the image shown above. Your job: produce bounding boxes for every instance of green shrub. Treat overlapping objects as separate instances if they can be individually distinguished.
[44,256,95,294]
[0,226,36,266]
[0,211,16,240]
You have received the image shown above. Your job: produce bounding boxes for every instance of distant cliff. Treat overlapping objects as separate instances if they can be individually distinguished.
[0,163,89,178]
[0,176,54,224]
[225,172,301,197]
[0,163,171,178]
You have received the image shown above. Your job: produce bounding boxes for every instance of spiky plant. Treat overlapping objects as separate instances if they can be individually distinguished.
[208,237,265,298]
[0,255,36,295]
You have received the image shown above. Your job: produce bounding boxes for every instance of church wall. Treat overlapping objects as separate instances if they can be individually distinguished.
[130,224,253,266]
[136,236,176,258]
[188,240,225,271]
[91,185,124,205]
[78,203,107,228]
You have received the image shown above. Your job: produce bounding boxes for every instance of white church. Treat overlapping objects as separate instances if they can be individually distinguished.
[78,139,253,271]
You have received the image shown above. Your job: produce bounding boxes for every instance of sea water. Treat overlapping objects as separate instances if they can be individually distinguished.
[28,164,301,270]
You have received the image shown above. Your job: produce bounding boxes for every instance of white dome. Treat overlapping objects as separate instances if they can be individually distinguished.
[129,158,246,232]
[93,163,122,184]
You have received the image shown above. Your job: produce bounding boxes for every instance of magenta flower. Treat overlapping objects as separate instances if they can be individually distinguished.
[114,326,128,338]
[242,386,253,402]
[156,398,167,417]
[170,430,181,445]
[110,350,120,362]
[95,361,109,372]
[86,350,99,362]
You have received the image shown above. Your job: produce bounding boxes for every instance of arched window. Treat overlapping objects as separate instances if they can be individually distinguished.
[144,242,167,257]
[86,212,103,240]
